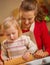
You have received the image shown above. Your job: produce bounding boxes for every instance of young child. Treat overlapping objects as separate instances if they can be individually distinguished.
[19,0,50,58]
[1,16,37,61]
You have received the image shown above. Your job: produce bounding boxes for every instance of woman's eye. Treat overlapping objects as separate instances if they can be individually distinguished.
[28,18,32,21]
[21,18,26,20]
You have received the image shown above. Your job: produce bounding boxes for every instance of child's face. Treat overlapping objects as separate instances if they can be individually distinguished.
[20,10,36,30]
[5,26,18,42]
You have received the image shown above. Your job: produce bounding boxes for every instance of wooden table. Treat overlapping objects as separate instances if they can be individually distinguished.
[4,54,35,65]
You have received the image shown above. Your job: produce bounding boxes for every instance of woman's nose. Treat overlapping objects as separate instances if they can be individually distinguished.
[25,20,29,25]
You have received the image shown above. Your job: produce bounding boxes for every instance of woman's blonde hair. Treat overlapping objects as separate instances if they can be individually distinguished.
[3,16,22,37]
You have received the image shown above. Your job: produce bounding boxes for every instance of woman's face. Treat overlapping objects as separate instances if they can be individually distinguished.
[5,26,18,42]
[20,10,36,30]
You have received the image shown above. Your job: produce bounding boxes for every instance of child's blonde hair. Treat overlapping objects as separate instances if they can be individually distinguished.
[3,16,22,37]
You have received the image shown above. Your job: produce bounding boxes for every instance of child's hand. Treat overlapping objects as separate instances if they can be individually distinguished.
[34,50,49,59]
[22,52,31,61]
[0,60,3,65]
[6,57,12,61]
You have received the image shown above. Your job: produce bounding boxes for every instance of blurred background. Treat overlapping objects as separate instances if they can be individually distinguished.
[0,0,50,22]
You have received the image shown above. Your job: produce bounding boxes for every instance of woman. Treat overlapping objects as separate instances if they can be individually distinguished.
[19,0,50,58]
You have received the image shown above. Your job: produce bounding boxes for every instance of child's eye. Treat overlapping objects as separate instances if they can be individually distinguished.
[7,34,10,36]
[12,32,15,35]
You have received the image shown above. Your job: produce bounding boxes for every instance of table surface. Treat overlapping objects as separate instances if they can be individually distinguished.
[25,56,50,65]
[3,55,50,65]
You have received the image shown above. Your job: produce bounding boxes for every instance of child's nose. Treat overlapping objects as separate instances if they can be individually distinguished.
[10,34,14,40]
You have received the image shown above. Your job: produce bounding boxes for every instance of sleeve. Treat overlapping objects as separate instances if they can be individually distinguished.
[1,41,9,61]
[0,43,1,59]
[34,21,50,56]
[41,22,50,55]
[22,35,38,54]
[34,22,43,49]
[27,37,38,54]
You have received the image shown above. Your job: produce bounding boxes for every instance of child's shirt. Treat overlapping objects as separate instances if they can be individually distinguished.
[1,35,37,61]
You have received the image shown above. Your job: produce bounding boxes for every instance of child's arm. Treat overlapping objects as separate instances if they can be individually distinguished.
[22,35,38,61]
[1,42,9,61]
[26,36,38,54]
[21,35,38,54]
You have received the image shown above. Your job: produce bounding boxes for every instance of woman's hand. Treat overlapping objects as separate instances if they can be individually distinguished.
[34,50,49,59]
[22,52,31,61]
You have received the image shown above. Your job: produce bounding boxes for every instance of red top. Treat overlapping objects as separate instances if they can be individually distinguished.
[0,50,1,59]
[34,21,50,55]
[0,43,1,59]
[22,21,50,55]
